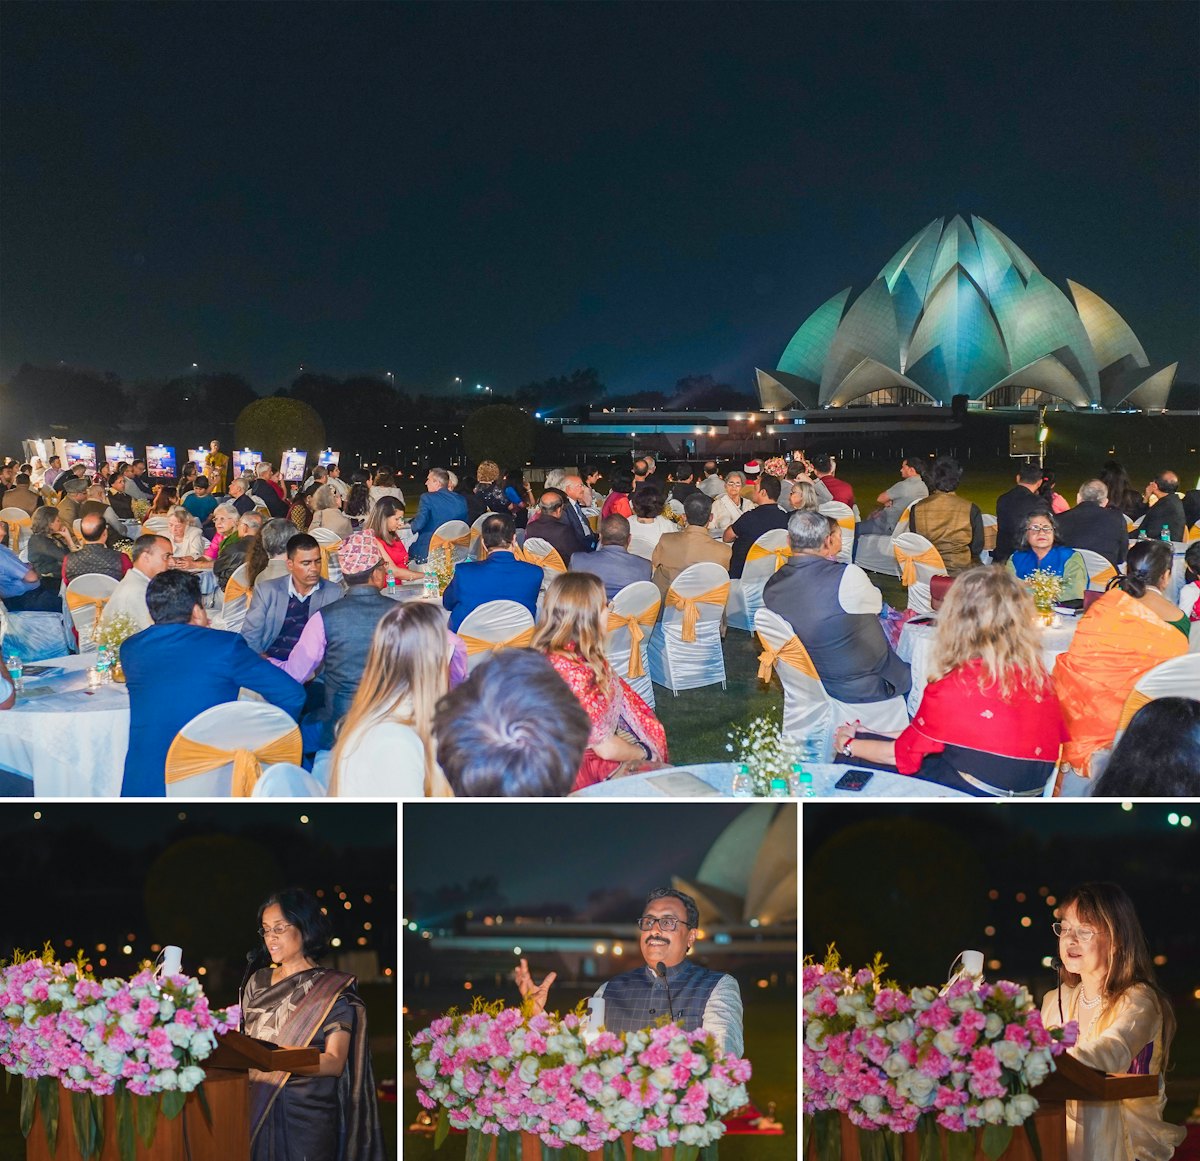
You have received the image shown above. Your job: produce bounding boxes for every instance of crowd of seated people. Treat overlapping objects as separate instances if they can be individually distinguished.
[2,450,1196,798]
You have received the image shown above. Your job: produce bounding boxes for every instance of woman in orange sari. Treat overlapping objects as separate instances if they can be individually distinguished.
[1054,541,1188,776]
[532,572,667,790]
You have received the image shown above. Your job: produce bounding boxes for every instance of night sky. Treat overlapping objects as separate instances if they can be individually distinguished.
[2,3,1196,398]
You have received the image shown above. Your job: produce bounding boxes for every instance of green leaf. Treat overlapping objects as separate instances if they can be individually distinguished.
[857,1127,886,1161]
[37,1076,59,1155]
[433,1108,449,1151]
[675,1145,701,1161]
[813,1110,842,1161]
[160,1088,187,1120]
[602,1141,624,1161]
[981,1123,1013,1160]
[135,1093,159,1148]
[70,1091,102,1160]
[19,1077,36,1140]
[917,1114,941,1161]
[195,1082,213,1128]
[542,1141,566,1161]
[1023,1118,1045,1161]
[700,1142,720,1161]
[944,1130,976,1161]
[564,1146,585,1161]
[632,1148,660,1161]
[114,1085,136,1161]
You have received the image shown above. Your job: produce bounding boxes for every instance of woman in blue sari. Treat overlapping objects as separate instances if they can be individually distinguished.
[1006,507,1087,606]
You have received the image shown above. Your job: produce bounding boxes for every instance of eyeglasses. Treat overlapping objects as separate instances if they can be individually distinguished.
[1052,922,1098,943]
[635,915,691,932]
[259,923,296,939]
[1028,525,1055,534]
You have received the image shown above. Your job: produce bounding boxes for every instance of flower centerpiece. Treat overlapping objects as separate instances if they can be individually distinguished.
[411,998,751,1161]
[1024,569,1063,625]
[726,712,796,796]
[0,945,240,1161]
[130,500,150,524]
[803,946,1077,1161]
[661,500,687,529]
[426,546,456,594]
[762,458,789,480]
[96,613,139,679]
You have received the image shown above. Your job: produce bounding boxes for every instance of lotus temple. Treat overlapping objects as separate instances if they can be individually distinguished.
[756,215,1177,412]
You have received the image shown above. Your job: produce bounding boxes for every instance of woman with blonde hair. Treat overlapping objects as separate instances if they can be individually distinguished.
[309,483,353,538]
[328,601,454,797]
[834,566,1066,796]
[1040,882,1184,1161]
[166,504,206,562]
[532,572,667,790]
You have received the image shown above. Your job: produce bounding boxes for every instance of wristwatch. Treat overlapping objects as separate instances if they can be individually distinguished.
[840,736,854,757]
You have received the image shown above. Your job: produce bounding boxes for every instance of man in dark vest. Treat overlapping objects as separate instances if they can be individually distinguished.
[515,888,743,1056]
[763,509,910,704]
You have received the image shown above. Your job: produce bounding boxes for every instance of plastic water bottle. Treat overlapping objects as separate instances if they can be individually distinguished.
[731,764,754,797]
[1160,525,1172,543]
[791,762,816,798]
[386,574,397,598]
[96,645,111,683]
[5,654,22,694]
[769,775,789,797]
[1137,528,1147,541]
[423,564,439,600]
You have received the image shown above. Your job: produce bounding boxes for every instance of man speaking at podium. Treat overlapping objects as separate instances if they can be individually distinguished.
[515,887,743,1056]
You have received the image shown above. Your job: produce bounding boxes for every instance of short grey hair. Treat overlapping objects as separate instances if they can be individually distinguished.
[725,471,746,488]
[787,508,835,551]
[238,511,263,533]
[213,501,238,522]
[788,478,820,511]
[228,479,246,495]
[544,468,568,490]
[260,517,294,558]
[1078,479,1108,504]
[254,461,272,478]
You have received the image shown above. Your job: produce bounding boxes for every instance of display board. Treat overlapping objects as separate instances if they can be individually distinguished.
[318,449,341,470]
[280,449,307,483]
[187,448,208,474]
[146,445,178,477]
[104,443,135,469]
[22,439,51,466]
[63,441,97,472]
[233,449,262,476]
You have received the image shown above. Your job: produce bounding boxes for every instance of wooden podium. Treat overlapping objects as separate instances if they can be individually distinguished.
[27,1031,319,1161]
[805,1054,1159,1161]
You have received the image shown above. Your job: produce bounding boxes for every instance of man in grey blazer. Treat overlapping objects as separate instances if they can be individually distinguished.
[569,515,651,599]
[240,532,343,662]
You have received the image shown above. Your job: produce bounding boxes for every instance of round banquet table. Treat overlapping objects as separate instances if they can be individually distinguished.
[897,616,1079,716]
[0,654,128,796]
[571,761,971,798]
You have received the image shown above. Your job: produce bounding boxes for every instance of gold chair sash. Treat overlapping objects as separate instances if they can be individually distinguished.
[894,545,945,587]
[523,545,566,572]
[458,625,536,656]
[745,542,791,572]
[1118,689,1152,732]
[666,582,730,643]
[64,590,111,645]
[224,576,252,605]
[317,540,342,580]
[165,727,303,797]
[430,531,472,552]
[1186,523,1200,543]
[1088,564,1117,589]
[5,517,32,553]
[606,605,660,678]
[755,634,820,683]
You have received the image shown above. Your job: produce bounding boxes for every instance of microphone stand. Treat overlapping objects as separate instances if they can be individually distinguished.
[238,948,264,1034]
[655,961,675,1023]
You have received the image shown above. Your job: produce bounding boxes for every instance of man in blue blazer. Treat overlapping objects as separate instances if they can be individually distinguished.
[569,514,651,599]
[409,467,469,562]
[121,571,306,797]
[442,512,543,632]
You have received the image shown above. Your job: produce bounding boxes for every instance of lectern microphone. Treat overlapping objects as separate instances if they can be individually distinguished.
[655,961,676,1024]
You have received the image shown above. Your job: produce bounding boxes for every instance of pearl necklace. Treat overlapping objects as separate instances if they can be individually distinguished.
[1079,988,1102,1009]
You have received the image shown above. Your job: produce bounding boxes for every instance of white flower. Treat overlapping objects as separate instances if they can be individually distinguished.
[860,1094,884,1116]
[980,1098,1006,1124]
[415,1059,436,1079]
[518,1056,540,1084]
[885,1017,915,1043]
[1023,1055,1050,1086]
[1005,1093,1038,1126]
[993,1040,1024,1071]
[933,1029,958,1056]
[882,1052,910,1078]
[178,1066,206,1092]
[156,1069,179,1091]
[984,1013,1004,1038]
[899,1072,937,1106]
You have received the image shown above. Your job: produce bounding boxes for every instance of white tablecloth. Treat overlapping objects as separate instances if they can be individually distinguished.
[0,654,128,795]
[897,617,1079,716]
[571,761,970,798]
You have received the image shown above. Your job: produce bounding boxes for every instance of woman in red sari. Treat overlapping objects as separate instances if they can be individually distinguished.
[532,572,667,790]
[242,887,384,1161]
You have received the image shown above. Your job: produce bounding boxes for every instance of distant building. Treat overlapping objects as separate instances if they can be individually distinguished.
[756,214,1177,412]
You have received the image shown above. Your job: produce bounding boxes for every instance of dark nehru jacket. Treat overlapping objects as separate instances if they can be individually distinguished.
[763,553,910,703]
[318,586,395,746]
[601,960,724,1034]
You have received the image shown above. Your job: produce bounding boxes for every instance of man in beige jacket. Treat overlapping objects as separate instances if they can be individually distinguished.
[651,493,731,597]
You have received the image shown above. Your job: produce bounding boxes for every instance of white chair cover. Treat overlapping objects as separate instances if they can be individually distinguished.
[253,762,328,797]
[1075,548,1119,591]
[430,519,472,564]
[605,581,661,708]
[64,573,119,654]
[726,529,789,632]
[980,513,998,565]
[819,501,855,564]
[753,608,834,758]
[1118,653,1200,730]
[220,563,252,634]
[142,516,170,536]
[310,526,344,583]
[520,536,567,585]
[468,514,490,561]
[648,562,728,694]
[0,507,33,561]
[456,600,536,673]
[892,532,945,615]
[855,500,919,576]
[165,701,301,797]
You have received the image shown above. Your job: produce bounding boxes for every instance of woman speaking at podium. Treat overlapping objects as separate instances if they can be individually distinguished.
[1040,883,1184,1161]
[242,887,385,1160]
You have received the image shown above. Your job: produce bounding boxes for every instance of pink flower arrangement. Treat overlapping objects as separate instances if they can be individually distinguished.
[803,949,1077,1152]
[762,457,789,479]
[411,1001,751,1156]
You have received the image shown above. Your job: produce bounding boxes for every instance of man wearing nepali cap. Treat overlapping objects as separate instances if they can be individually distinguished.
[284,530,467,747]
